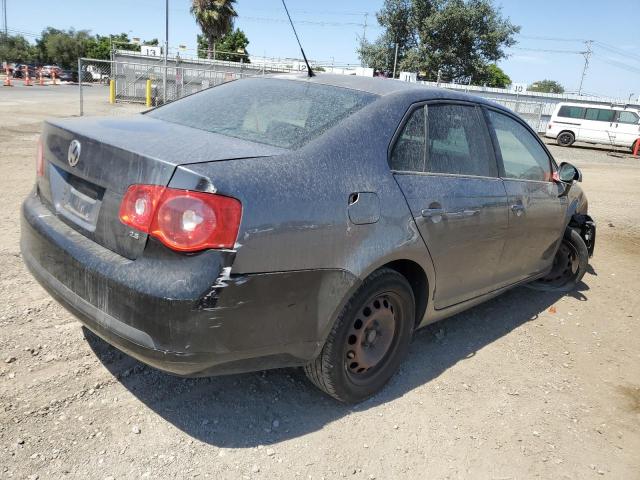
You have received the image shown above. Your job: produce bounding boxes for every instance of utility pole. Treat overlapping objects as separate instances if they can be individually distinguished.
[362,12,368,42]
[163,0,169,103]
[392,43,398,79]
[578,40,593,96]
[2,0,7,36]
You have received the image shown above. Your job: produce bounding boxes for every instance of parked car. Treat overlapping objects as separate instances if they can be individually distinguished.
[58,70,78,83]
[41,65,61,78]
[546,102,640,150]
[85,64,109,83]
[21,75,596,403]
[12,64,38,78]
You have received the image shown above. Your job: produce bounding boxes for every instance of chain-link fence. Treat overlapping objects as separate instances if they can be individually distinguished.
[485,98,545,132]
[78,57,261,116]
[78,57,548,132]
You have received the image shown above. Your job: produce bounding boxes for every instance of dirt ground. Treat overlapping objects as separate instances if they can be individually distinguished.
[1,85,639,480]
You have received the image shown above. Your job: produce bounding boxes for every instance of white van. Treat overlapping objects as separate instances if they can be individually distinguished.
[546,102,640,150]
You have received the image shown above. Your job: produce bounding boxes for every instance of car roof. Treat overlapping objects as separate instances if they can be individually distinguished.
[556,101,639,112]
[270,72,509,110]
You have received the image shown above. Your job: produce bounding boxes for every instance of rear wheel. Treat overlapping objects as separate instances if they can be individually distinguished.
[557,131,575,147]
[304,268,415,403]
[528,229,588,292]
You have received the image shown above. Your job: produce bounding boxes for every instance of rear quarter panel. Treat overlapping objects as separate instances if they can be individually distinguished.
[173,92,436,286]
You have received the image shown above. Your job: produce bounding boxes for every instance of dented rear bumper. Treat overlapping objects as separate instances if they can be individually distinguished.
[21,193,358,376]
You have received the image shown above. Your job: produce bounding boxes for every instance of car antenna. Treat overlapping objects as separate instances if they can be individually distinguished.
[281,0,315,77]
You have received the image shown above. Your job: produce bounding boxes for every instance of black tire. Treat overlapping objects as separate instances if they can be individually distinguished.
[304,268,415,403]
[557,131,575,147]
[528,229,588,292]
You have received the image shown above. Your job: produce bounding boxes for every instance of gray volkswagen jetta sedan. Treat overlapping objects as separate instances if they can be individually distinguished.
[21,74,595,403]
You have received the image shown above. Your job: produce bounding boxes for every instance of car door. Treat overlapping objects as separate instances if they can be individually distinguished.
[612,110,640,147]
[484,108,566,286]
[391,102,509,309]
[580,107,616,144]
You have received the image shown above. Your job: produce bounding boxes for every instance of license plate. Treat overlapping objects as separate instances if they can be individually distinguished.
[61,186,97,223]
[49,164,102,232]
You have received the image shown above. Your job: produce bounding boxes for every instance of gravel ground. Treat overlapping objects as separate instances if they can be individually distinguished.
[1,86,639,479]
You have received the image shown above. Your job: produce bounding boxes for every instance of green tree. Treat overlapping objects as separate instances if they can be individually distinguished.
[480,64,511,88]
[0,33,36,63]
[528,79,565,94]
[191,0,237,59]
[359,0,520,81]
[36,28,92,68]
[197,28,249,62]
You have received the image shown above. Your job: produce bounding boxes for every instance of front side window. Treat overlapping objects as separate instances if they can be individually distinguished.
[390,107,426,172]
[585,108,615,122]
[617,110,639,124]
[426,104,496,177]
[488,110,551,182]
[147,78,377,149]
[558,105,585,119]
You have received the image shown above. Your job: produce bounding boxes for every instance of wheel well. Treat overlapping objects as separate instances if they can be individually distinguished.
[383,259,428,328]
[558,130,575,138]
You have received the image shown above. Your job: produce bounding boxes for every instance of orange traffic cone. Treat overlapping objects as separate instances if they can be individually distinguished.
[3,66,12,87]
[24,66,33,86]
[633,139,640,157]
[51,70,57,86]
[38,70,44,86]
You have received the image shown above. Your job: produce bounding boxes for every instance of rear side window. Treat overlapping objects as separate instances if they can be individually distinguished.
[585,108,615,122]
[390,107,426,172]
[558,105,585,119]
[488,110,551,182]
[147,78,377,149]
[426,104,496,177]
[617,111,639,124]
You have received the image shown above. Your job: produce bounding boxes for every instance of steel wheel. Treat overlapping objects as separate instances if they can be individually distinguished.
[528,229,588,292]
[538,241,579,288]
[345,294,398,380]
[304,268,415,403]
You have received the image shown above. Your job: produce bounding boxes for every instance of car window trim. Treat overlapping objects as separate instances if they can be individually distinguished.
[615,109,640,124]
[482,105,558,183]
[424,101,499,178]
[387,102,428,174]
[388,99,500,179]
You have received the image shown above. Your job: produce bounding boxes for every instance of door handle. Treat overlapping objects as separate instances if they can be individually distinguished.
[421,207,445,218]
[447,209,480,218]
[511,204,525,216]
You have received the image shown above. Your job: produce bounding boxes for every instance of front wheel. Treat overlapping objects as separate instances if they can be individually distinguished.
[304,268,415,403]
[528,229,588,292]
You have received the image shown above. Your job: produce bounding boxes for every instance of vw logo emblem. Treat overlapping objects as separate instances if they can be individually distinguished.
[68,140,81,167]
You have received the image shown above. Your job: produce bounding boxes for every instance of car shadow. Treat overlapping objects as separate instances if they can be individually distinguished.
[85,281,589,448]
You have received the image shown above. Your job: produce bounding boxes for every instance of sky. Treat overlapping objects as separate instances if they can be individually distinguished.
[5,0,640,99]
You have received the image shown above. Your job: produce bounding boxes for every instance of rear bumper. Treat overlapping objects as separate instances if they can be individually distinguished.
[21,192,358,376]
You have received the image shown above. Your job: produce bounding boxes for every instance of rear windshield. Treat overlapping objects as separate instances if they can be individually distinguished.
[147,78,377,149]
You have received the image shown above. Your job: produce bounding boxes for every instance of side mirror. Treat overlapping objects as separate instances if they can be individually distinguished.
[559,162,582,183]
[557,162,582,197]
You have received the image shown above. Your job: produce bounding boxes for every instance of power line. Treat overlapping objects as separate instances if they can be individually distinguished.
[595,56,640,75]
[593,41,640,63]
[519,34,586,43]
[509,46,584,54]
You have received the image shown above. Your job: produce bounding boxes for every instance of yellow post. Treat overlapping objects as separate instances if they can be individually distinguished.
[109,79,115,104]
[145,79,152,107]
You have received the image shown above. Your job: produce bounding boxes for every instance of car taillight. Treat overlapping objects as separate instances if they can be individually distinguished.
[36,137,44,177]
[119,185,242,252]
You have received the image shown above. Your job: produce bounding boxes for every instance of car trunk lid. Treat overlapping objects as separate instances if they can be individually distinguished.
[38,115,284,260]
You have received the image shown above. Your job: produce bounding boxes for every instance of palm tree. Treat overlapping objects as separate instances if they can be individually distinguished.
[191,0,237,59]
